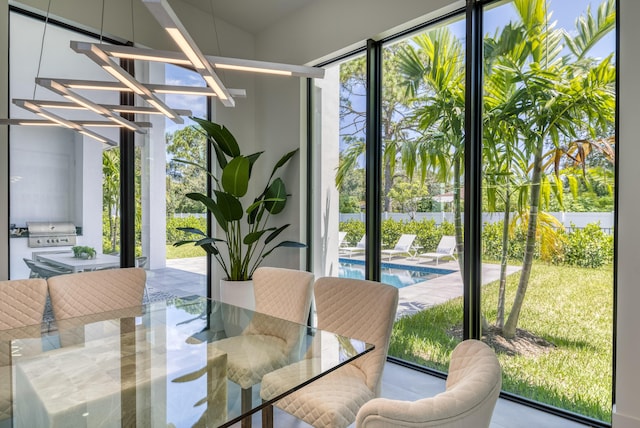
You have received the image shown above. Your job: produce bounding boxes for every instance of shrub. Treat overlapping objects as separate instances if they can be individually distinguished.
[166,215,207,244]
[563,223,613,268]
[339,219,366,246]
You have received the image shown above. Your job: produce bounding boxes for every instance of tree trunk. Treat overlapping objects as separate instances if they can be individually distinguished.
[384,163,393,212]
[496,185,511,330]
[503,139,543,338]
[452,156,464,273]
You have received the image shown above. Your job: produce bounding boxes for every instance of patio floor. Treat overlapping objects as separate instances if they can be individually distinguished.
[147,256,521,319]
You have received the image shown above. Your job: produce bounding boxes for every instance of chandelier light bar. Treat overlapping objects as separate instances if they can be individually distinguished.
[0,118,151,129]
[70,41,184,123]
[52,77,246,98]
[12,99,118,146]
[36,78,145,133]
[141,0,235,107]
[99,44,325,79]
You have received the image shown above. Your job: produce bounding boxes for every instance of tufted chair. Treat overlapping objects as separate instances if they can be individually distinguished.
[355,339,502,428]
[0,278,49,423]
[47,267,146,321]
[260,277,399,428]
[210,267,314,427]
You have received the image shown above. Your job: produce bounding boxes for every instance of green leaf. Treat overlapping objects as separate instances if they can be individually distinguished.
[264,178,287,214]
[186,192,228,233]
[265,224,289,245]
[214,190,243,222]
[190,117,240,157]
[173,240,197,247]
[244,228,275,245]
[222,156,250,197]
[261,241,307,258]
[176,227,206,236]
[268,149,298,182]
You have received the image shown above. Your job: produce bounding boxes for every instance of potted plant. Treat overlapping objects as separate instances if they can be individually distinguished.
[174,117,306,308]
[72,245,96,260]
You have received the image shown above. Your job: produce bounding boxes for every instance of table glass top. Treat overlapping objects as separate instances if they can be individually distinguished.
[1,296,373,428]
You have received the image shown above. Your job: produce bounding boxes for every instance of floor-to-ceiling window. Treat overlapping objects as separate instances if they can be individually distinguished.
[136,62,208,297]
[314,0,616,424]
[480,0,615,422]
[312,52,367,278]
[8,11,121,280]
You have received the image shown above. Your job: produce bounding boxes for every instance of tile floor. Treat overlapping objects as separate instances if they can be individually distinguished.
[146,258,595,428]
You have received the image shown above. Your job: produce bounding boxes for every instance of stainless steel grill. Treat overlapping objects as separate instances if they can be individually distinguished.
[27,221,77,248]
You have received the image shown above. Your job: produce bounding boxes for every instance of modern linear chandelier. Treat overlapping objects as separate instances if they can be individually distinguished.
[0,0,325,145]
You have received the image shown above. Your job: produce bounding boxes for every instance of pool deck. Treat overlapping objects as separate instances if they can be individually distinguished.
[150,256,521,319]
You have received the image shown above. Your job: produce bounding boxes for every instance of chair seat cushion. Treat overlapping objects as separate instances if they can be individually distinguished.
[262,361,374,428]
[211,334,288,389]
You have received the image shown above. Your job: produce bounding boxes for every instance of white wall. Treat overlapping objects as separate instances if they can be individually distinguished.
[613,0,640,425]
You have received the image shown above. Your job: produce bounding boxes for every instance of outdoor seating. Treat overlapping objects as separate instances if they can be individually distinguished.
[420,235,457,265]
[23,258,72,279]
[381,234,417,261]
[340,234,366,258]
[355,339,501,428]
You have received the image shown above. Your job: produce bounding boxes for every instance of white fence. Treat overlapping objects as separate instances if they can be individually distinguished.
[339,212,615,234]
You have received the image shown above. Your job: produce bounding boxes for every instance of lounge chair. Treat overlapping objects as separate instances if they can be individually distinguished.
[420,235,457,265]
[381,234,417,261]
[340,234,366,258]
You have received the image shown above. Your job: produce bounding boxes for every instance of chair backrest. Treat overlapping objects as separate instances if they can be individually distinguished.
[338,231,348,246]
[356,235,366,249]
[356,339,501,428]
[0,278,48,423]
[0,278,48,330]
[393,234,416,252]
[437,235,456,254]
[251,267,314,324]
[47,267,146,321]
[314,277,398,395]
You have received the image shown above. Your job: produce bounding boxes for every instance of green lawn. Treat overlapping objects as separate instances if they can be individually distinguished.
[389,263,613,422]
[166,244,206,259]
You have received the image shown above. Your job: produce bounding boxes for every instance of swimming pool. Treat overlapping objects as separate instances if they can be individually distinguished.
[338,258,456,289]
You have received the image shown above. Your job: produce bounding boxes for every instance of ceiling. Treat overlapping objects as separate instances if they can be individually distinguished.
[179,0,314,34]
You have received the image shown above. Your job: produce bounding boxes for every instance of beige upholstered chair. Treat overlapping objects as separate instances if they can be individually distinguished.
[47,267,146,321]
[260,277,399,428]
[355,339,502,428]
[0,278,49,423]
[210,267,314,426]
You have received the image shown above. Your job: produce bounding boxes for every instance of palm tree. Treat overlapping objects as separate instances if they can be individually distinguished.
[493,0,616,338]
[396,27,466,270]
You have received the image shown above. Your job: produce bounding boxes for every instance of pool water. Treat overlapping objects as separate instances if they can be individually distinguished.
[338,258,456,289]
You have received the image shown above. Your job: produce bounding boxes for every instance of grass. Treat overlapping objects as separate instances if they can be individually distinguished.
[389,263,613,422]
[165,244,206,259]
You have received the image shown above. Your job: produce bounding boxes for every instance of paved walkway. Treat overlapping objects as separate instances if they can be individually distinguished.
[148,256,521,319]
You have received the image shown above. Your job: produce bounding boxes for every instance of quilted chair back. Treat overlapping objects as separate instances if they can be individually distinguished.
[0,278,48,330]
[0,278,48,422]
[355,339,502,428]
[48,267,146,321]
[314,277,398,395]
[252,267,314,324]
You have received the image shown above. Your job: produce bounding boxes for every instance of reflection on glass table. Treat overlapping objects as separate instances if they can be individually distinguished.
[3,296,373,428]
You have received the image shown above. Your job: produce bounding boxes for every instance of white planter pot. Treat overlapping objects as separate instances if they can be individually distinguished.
[219,279,255,310]
[219,279,255,337]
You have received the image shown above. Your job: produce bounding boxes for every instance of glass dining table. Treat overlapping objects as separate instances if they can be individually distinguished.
[1,296,373,428]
